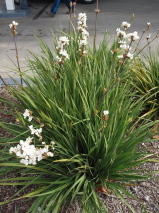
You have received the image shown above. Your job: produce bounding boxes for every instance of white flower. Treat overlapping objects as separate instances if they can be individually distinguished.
[9,21,18,28]
[9,147,17,154]
[12,21,18,26]
[20,159,29,166]
[25,136,33,143]
[103,110,109,115]
[78,13,87,22]
[77,26,84,32]
[50,141,55,145]
[121,22,131,28]
[147,22,150,26]
[83,50,88,54]
[59,36,69,46]
[47,152,54,157]
[126,31,140,41]
[23,109,33,121]
[111,50,114,55]
[59,49,69,59]
[118,40,126,45]
[146,34,151,39]
[120,44,131,51]
[28,125,42,136]
[116,28,126,38]
[79,39,87,46]
[118,54,124,59]
[56,55,62,62]
[28,125,36,134]
[118,52,133,59]
[127,52,133,59]
[56,42,64,50]
[82,29,89,38]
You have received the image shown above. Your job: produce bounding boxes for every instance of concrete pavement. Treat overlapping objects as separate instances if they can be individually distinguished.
[0,0,159,80]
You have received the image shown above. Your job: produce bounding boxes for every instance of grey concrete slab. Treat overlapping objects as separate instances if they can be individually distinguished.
[0,0,159,79]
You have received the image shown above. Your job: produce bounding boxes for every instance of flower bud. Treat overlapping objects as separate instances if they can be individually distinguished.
[147,22,151,29]
[116,77,120,82]
[103,88,108,94]
[132,14,135,18]
[95,9,100,13]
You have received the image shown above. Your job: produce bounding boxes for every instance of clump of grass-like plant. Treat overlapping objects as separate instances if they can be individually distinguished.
[0,14,159,213]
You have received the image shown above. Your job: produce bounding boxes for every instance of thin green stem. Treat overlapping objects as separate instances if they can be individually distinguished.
[133,29,149,54]
[93,12,98,53]
[93,0,99,53]
[96,57,127,110]
[13,35,23,85]
[136,31,159,56]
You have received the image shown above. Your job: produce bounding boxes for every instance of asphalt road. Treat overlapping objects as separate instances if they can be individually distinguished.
[0,0,159,78]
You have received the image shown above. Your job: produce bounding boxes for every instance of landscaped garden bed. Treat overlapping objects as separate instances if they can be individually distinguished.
[0,9,159,212]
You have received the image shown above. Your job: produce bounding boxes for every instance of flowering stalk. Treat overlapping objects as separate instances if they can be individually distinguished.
[68,1,73,34]
[73,1,77,28]
[146,33,152,57]
[133,23,150,53]
[56,36,69,73]
[9,21,23,85]
[96,21,140,112]
[94,0,100,53]
[77,13,89,56]
[77,13,89,73]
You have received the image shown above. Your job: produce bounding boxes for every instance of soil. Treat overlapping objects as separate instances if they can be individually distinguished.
[0,86,159,213]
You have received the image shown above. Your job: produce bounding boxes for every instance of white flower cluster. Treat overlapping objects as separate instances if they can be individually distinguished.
[9,21,18,29]
[9,109,55,166]
[115,21,141,60]
[77,13,89,55]
[56,36,69,63]
[23,109,33,121]
[9,21,18,36]
[9,137,54,166]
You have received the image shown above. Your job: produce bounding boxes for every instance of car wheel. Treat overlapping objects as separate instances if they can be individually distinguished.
[80,0,95,4]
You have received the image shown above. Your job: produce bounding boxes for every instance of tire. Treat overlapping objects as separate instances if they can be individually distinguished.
[80,0,95,4]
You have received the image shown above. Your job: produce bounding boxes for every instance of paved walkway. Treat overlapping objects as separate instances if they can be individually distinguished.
[0,0,159,79]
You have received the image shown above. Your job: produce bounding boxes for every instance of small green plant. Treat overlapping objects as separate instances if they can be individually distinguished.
[0,14,159,213]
